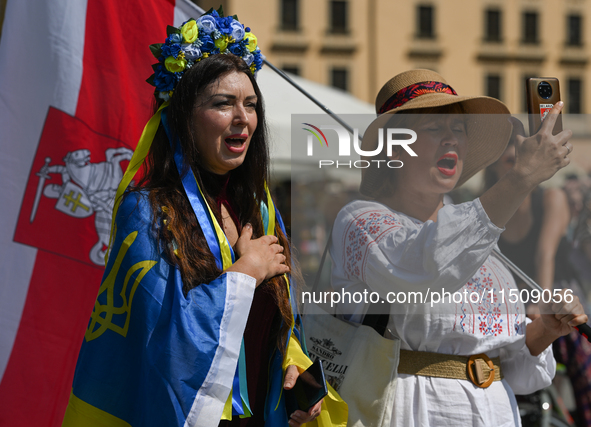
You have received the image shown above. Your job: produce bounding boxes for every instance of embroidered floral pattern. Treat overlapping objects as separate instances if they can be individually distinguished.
[342,209,401,281]
[377,81,458,114]
[453,260,524,337]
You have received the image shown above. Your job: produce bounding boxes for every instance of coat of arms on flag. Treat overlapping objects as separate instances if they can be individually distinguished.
[14,107,133,266]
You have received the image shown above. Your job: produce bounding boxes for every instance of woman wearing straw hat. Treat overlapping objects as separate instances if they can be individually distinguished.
[329,69,587,426]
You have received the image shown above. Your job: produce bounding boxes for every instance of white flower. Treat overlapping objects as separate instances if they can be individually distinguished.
[197,15,216,34]
[182,43,202,60]
[230,21,245,41]
[242,53,254,66]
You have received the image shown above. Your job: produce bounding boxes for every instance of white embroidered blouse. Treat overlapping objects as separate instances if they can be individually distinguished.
[330,198,555,427]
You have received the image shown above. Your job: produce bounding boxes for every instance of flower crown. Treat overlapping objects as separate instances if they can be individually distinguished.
[147,7,263,101]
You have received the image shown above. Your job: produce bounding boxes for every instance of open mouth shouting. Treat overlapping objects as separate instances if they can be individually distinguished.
[436,152,458,176]
[224,134,248,153]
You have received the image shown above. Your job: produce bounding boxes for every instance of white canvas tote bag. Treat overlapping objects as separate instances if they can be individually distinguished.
[302,231,400,427]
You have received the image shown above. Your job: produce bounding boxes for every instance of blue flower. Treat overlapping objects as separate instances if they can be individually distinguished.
[215,16,233,35]
[228,41,244,56]
[182,43,202,60]
[253,50,263,70]
[197,15,217,34]
[154,65,176,92]
[166,33,182,44]
[161,43,182,59]
[210,10,220,18]
[230,21,245,41]
[200,35,216,53]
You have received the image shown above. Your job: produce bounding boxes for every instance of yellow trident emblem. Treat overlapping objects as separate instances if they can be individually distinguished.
[85,231,157,342]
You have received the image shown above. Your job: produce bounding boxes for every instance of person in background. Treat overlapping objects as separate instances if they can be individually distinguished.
[484,117,591,426]
[484,117,573,295]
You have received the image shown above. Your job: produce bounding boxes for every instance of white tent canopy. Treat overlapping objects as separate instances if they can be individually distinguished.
[257,68,375,180]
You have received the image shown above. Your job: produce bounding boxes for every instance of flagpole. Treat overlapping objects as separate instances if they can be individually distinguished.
[263,59,362,139]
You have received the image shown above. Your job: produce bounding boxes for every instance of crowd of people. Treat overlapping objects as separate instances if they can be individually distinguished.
[60,9,591,427]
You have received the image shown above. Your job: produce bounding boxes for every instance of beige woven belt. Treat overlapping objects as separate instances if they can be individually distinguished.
[398,349,503,388]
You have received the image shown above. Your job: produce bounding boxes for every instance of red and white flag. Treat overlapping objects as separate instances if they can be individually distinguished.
[0,0,200,424]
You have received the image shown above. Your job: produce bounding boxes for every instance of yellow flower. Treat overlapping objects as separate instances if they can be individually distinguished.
[181,20,198,43]
[165,55,187,73]
[244,32,257,52]
[214,36,229,52]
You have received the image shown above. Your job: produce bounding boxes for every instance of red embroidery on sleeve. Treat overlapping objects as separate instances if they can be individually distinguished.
[342,209,402,281]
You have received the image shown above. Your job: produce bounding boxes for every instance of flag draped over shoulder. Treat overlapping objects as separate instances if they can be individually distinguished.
[0,0,348,425]
[0,0,199,425]
[62,192,259,426]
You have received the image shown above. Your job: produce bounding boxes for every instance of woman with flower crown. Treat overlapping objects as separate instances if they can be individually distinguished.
[329,69,587,426]
[61,9,346,427]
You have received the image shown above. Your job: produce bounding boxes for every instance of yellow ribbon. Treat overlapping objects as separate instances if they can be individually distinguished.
[265,183,276,237]
[105,101,169,264]
[194,175,234,270]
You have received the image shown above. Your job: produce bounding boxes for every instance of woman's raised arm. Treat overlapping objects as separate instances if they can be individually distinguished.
[481,102,572,228]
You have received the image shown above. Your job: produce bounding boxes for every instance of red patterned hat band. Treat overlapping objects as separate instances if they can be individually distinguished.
[377,81,458,114]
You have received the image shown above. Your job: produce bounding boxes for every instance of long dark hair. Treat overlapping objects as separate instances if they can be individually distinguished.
[131,54,294,351]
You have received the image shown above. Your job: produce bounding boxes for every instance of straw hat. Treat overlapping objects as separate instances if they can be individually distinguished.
[359,69,512,198]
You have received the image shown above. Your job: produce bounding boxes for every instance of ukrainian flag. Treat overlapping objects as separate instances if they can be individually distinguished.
[62,192,257,426]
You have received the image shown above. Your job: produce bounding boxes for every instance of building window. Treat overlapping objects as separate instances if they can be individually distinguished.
[282,65,300,76]
[281,0,299,31]
[568,78,582,113]
[567,14,582,46]
[330,1,348,34]
[416,5,435,39]
[331,67,348,91]
[486,74,502,100]
[522,12,539,44]
[484,9,502,42]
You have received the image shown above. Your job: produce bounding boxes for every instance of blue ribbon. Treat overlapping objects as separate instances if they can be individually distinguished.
[232,363,243,415]
[160,109,235,269]
[238,339,252,417]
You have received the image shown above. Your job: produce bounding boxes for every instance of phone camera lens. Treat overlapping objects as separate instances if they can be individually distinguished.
[537,81,553,99]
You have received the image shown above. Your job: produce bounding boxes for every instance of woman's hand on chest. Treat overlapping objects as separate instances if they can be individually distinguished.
[225,223,290,286]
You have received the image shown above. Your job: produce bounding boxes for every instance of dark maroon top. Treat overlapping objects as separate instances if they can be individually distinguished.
[217,284,279,426]
[498,187,574,283]
[216,180,280,426]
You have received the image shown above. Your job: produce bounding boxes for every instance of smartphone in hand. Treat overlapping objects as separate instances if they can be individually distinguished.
[526,77,563,136]
[285,358,328,416]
